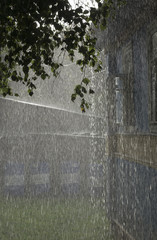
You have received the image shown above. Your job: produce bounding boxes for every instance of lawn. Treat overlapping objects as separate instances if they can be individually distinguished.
[0,197,113,240]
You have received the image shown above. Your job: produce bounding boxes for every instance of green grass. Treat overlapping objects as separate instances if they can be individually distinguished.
[0,197,113,240]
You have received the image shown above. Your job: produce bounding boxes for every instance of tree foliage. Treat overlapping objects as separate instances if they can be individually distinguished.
[0,0,125,112]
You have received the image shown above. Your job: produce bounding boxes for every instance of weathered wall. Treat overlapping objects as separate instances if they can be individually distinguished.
[105,1,157,239]
[105,0,157,52]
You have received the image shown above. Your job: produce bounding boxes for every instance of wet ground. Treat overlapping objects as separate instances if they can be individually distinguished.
[0,197,113,240]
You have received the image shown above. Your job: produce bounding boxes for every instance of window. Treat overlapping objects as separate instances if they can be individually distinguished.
[115,42,134,130]
[150,32,157,124]
[121,42,135,128]
[115,76,123,124]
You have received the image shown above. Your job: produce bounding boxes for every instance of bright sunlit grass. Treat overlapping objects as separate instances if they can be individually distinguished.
[0,197,113,240]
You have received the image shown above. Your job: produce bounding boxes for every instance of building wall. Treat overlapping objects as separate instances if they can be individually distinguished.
[105,1,157,239]
[0,50,107,198]
[0,98,107,198]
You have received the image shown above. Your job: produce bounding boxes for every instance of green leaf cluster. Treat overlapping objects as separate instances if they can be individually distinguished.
[0,0,125,111]
[71,77,95,113]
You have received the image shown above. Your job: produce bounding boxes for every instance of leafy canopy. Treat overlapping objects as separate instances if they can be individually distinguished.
[0,0,125,112]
